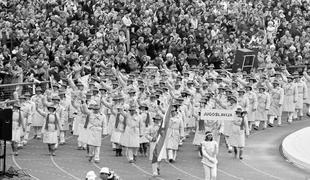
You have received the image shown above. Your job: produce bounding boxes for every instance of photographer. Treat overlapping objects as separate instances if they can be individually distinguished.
[99,167,120,180]
[229,108,249,160]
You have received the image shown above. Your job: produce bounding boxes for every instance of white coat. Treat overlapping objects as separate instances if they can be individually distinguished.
[31,94,45,126]
[295,81,307,109]
[283,82,297,112]
[166,116,184,150]
[255,92,270,121]
[268,87,284,116]
[120,114,140,148]
[245,91,258,122]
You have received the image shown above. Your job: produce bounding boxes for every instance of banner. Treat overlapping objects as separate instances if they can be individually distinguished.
[152,100,172,163]
[201,109,235,121]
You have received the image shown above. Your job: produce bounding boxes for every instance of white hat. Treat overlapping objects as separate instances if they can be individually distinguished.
[100,167,110,174]
[166,53,173,58]
[86,171,97,180]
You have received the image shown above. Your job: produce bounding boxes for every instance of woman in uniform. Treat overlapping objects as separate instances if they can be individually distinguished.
[82,103,107,163]
[230,108,249,160]
[31,87,44,139]
[215,95,240,153]
[72,94,89,150]
[254,86,270,130]
[283,76,297,124]
[245,84,257,132]
[294,73,307,121]
[102,95,126,157]
[11,103,24,156]
[35,104,60,156]
[267,80,284,127]
[166,102,184,163]
[138,103,151,157]
[59,91,70,145]
[119,105,141,163]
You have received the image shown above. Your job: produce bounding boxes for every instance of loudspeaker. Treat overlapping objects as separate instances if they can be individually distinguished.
[0,109,12,141]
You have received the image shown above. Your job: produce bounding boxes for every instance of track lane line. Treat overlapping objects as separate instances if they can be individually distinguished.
[50,135,82,180]
[50,156,81,180]
[12,154,40,180]
[240,160,282,180]
[167,162,203,180]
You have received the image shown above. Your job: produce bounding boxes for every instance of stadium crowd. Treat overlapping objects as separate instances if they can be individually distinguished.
[1,0,310,180]
[1,0,310,81]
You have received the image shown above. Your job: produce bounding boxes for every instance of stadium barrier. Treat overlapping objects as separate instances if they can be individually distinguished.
[0,81,49,102]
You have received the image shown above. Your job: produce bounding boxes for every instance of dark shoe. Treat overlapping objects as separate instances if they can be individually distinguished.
[307,113,310,117]
[239,156,243,160]
[115,149,119,157]
[88,155,93,162]
[157,168,160,175]
[268,123,274,127]
[129,160,134,163]
[253,126,259,130]
[169,159,173,163]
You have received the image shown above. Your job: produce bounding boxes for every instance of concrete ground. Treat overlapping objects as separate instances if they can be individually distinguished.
[2,118,310,180]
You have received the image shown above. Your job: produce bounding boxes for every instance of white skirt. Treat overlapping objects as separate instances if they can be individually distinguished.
[110,130,123,144]
[43,131,58,144]
[87,127,102,147]
[77,124,88,144]
[120,127,140,148]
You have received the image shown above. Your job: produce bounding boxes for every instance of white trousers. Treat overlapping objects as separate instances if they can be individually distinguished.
[203,164,217,180]
[167,149,177,160]
[89,146,100,161]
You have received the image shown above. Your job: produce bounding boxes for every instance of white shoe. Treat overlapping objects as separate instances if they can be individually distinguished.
[152,172,159,176]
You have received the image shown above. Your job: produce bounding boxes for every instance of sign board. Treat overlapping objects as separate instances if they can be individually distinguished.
[232,48,258,73]
[201,109,235,121]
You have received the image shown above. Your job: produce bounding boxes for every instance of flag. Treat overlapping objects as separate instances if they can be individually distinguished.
[152,100,173,163]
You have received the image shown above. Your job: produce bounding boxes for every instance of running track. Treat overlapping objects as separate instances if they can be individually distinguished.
[4,119,310,180]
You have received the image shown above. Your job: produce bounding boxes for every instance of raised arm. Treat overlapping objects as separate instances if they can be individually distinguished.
[303,83,308,100]
[303,71,310,81]
[67,73,78,90]
[265,93,270,110]
[100,97,113,110]
[236,77,248,87]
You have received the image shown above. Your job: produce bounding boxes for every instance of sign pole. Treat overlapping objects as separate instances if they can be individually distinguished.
[2,140,6,176]
[0,140,6,176]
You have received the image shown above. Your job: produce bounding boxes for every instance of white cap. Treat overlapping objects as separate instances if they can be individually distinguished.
[86,171,97,180]
[100,167,110,174]
[166,53,173,58]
